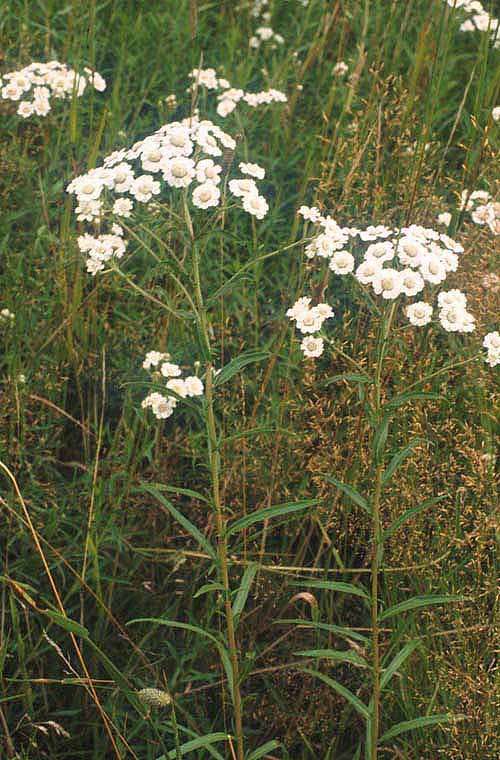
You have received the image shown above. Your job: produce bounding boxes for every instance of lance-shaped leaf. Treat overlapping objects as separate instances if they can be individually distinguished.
[295,649,366,668]
[232,562,258,627]
[276,618,368,644]
[384,391,443,411]
[304,668,370,720]
[227,499,316,536]
[380,713,465,743]
[246,740,280,760]
[380,639,421,690]
[214,350,269,386]
[157,732,230,759]
[292,580,370,602]
[382,439,425,484]
[324,475,371,515]
[379,595,463,621]
[383,496,445,540]
[139,484,216,560]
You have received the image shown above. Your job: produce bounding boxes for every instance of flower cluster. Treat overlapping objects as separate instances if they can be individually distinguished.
[0,308,15,323]
[332,61,349,77]
[444,0,500,47]
[188,68,287,119]
[141,352,204,421]
[0,61,105,118]
[493,106,500,121]
[249,27,285,49]
[290,206,480,358]
[483,331,500,367]
[67,113,269,273]
[459,190,499,235]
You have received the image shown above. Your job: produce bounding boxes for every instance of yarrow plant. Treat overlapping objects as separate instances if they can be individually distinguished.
[289,207,477,359]
[188,67,287,118]
[141,352,204,420]
[67,112,269,273]
[459,189,499,235]
[286,202,497,759]
[0,61,105,118]
[444,0,500,47]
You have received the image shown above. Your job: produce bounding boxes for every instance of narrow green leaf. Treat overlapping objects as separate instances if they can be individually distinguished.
[227,499,316,536]
[380,640,420,690]
[44,610,89,638]
[383,496,445,540]
[372,417,389,462]
[380,595,463,621]
[232,563,258,626]
[128,619,234,701]
[324,373,372,386]
[157,732,230,759]
[293,580,370,602]
[139,484,216,560]
[382,439,425,484]
[380,714,465,743]
[214,350,268,386]
[275,618,368,644]
[193,582,225,599]
[304,669,370,720]
[145,482,210,504]
[324,476,371,515]
[295,649,366,667]
[385,391,443,411]
[246,740,280,760]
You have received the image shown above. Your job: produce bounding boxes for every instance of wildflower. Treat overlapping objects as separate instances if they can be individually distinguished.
[162,157,196,188]
[143,351,168,369]
[298,205,321,222]
[406,302,433,326]
[229,178,259,198]
[113,198,133,217]
[493,106,500,121]
[301,335,324,358]
[0,308,15,322]
[129,175,161,202]
[239,162,265,179]
[372,269,402,299]
[142,392,176,420]
[438,304,475,333]
[365,241,395,264]
[196,159,222,185]
[333,61,348,76]
[437,289,467,310]
[184,376,204,396]
[483,331,500,366]
[242,193,269,219]
[160,362,181,378]
[400,268,425,297]
[166,378,188,398]
[396,237,427,268]
[437,212,452,226]
[419,255,447,284]
[192,182,221,209]
[329,250,355,275]
[355,259,382,285]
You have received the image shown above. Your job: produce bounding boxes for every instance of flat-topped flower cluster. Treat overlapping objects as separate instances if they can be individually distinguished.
[288,207,482,358]
[459,190,499,235]
[0,61,105,118]
[444,0,500,47]
[141,352,204,420]
[188,68,287,118]
[483,332,500,367]
[67,113,269,274]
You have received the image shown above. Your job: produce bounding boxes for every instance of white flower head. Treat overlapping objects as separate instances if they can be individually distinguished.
[406,301,433,326]
[301,335,324,358]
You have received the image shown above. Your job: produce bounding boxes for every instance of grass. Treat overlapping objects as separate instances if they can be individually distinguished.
[0,0,498,758]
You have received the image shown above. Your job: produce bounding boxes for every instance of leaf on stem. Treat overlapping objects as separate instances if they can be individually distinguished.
[380,639,421,690]
[324,475,371,515]
[379,595,464,621]
[304,668,370,720]
[381,438,426,484]
[291,580,370,602]
[214,350,269,386]
[382,496,446,540]
[227,499,316,536]
[380,713,465,743]
[232,563,258,627]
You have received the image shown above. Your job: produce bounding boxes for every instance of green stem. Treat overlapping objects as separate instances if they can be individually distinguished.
[370,301,397,760]
[190,225,245,760]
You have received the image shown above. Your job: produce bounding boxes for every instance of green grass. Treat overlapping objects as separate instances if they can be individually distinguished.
[0,1,498,758]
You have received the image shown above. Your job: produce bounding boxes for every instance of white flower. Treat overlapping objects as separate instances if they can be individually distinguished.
[471,203,495,226]
[160,362,182,377]
[130,175,161,202]
[2,82,22,100]
[196,159,222,185]
[217,98,238,117]
[189,67,219,89]
[359,225,392,241]
[298,205,321,222]
[239,162,265,179]
[162,157,195,188]
[143,351,168,369]
[365,241,395,264]
[329,250,355,275]
[184,376,204,396]
[406,301,433,326]
[142,392,176,419]
[0,308,15,321]
[166,378,188,398]
[301,336,324,358]
[287,297,311,321]
[437,289,467,309]
[333,61,348,76]
[113,198,133,217]
[17,101,34,117]
[242,193,269,219]
[400,268,425,297]
[228,178,259,198]
[419,255,447,284]
[295,304,332,334]
[372,268,402,299]
[483,331,500,367]
[192,182,221,209]
[493,106,500,122]
[439,233,463,253]
[437,212,452,226]
[140,143,166,173]
[439,305,475,333]
[396,237,427,268]
[355,259,382,285]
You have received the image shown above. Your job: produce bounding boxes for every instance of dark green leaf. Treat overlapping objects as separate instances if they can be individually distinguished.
[382,439,425,484]
[324,476,371,515]
[232,563,258,626]
[295,649,366,667]
[304,669,370,720]
[157,732,230,759]
[275,619,368,644]
[214,350,268,386]
[383,496,446,540]
[380,640,420,689]
[385,391,443,411]
[380,595,463,621]
[227,500,316,536]
[380,714,465,743]
[246,740,280,760]
[44,610,89,638]
[293,580,369,602]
